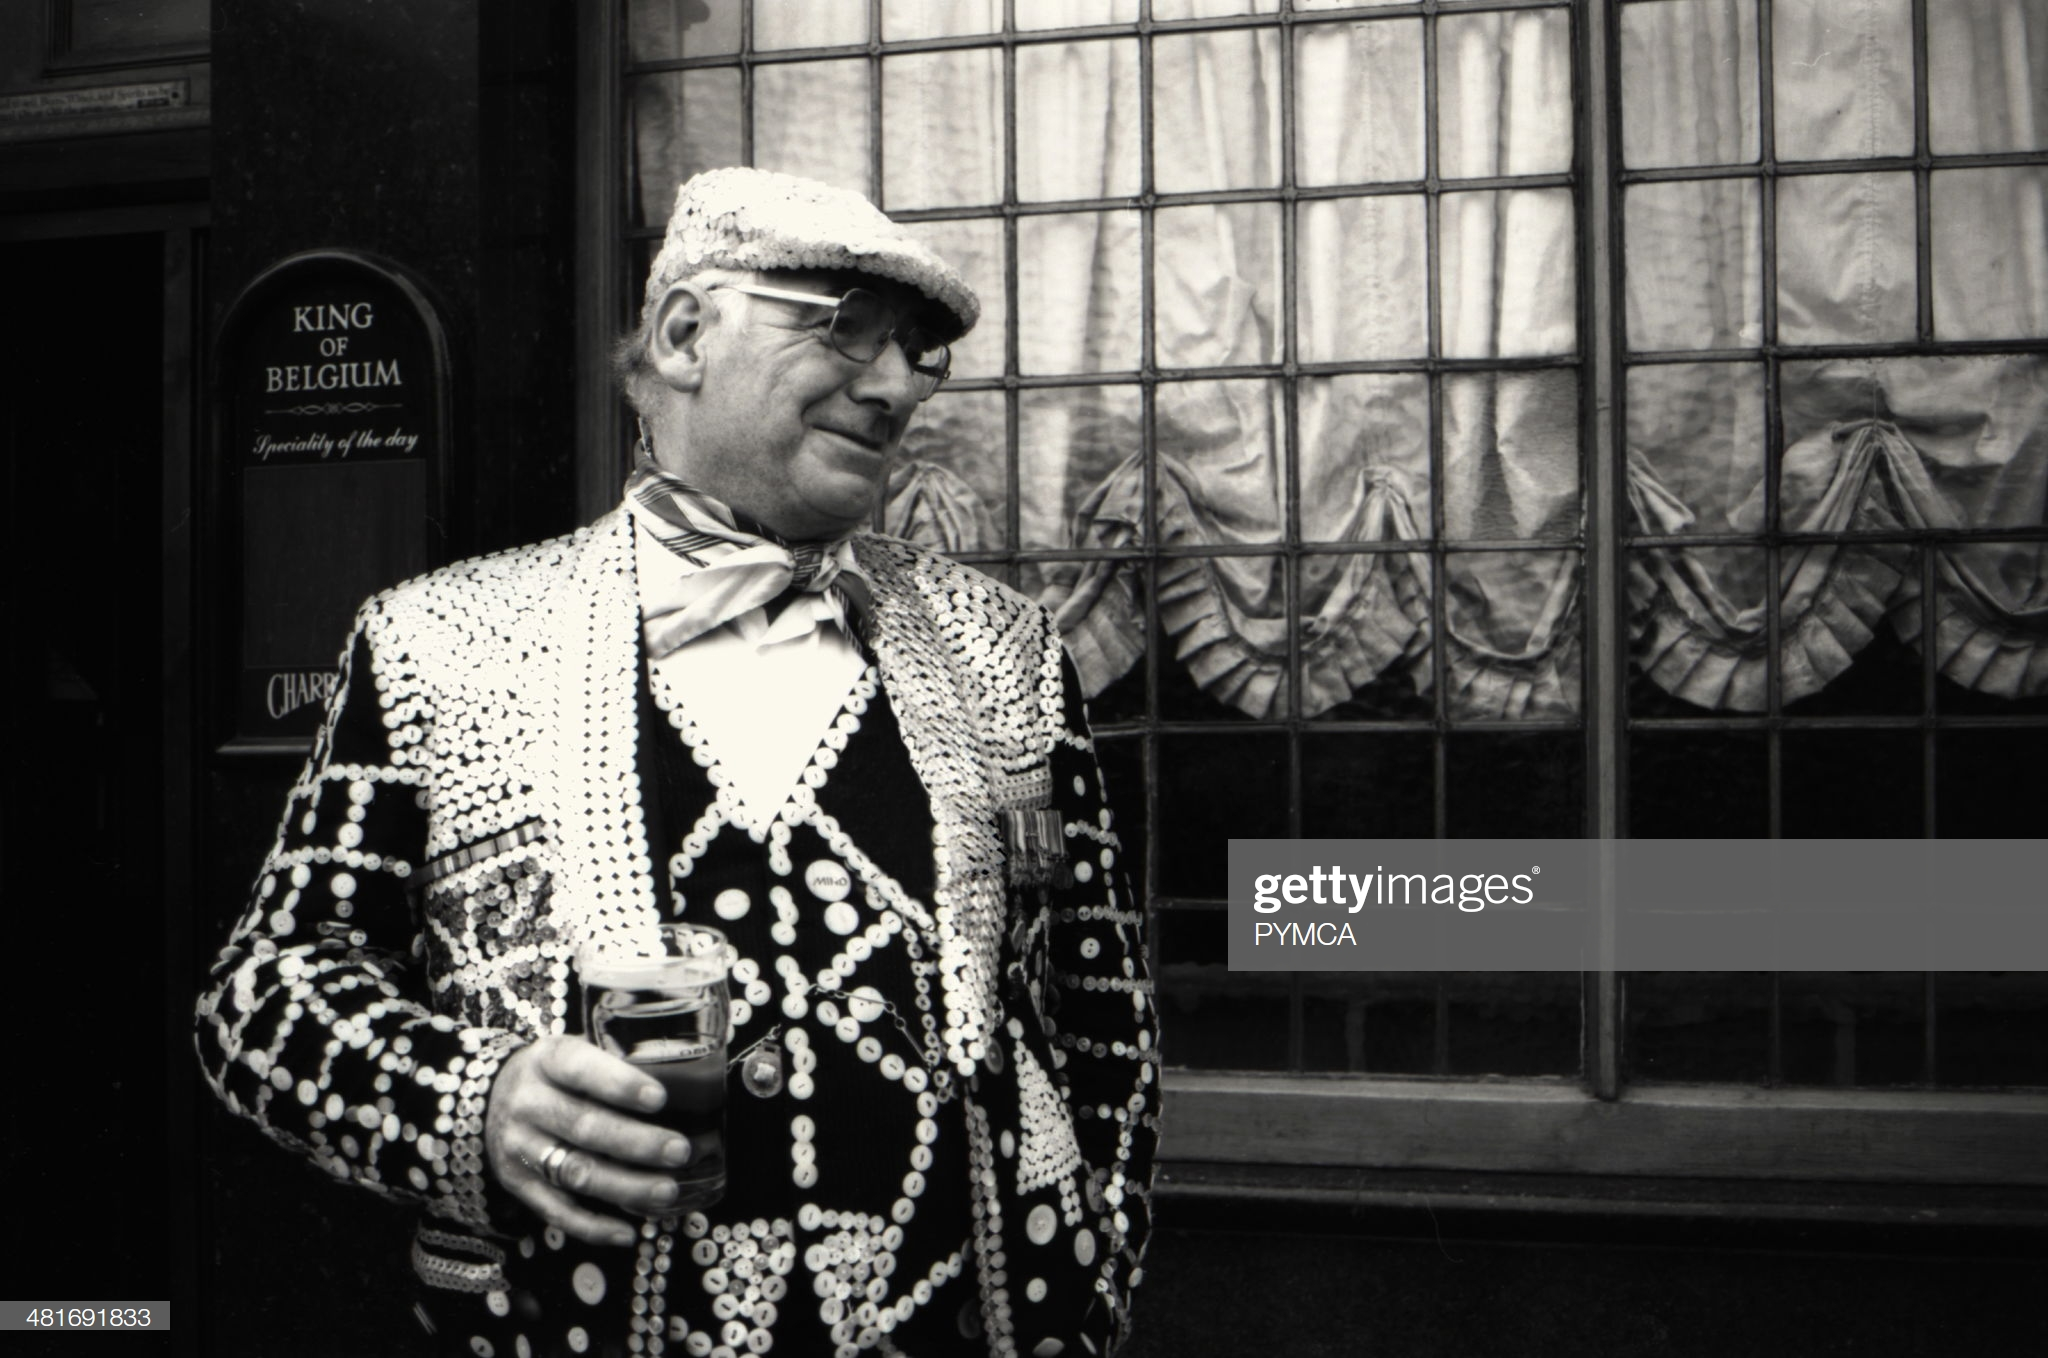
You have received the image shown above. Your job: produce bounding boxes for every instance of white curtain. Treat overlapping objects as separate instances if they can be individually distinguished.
[628,0,2048,718]
[1622,0,2048,711]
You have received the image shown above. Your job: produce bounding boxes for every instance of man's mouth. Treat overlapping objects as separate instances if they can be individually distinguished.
[817,425,887,452]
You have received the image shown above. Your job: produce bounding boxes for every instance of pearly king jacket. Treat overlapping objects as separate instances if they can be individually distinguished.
[196,503,1159,1357]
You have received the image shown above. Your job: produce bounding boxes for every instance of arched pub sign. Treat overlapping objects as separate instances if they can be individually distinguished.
[214,250,449,751]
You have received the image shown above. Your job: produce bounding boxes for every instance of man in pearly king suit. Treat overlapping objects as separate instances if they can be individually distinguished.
[197,167,1159,1358]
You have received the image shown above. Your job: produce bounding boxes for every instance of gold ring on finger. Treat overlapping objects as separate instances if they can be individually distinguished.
[540,1142,573,1189]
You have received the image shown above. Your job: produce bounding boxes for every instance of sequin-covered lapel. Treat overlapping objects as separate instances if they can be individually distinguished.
[855,537,1062,1078]
[532,505,665,963]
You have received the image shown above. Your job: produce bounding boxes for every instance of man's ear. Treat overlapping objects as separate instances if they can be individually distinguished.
[648,282,715,393]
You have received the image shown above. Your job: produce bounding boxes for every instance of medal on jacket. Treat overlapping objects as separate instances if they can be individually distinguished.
[1004,808,1072,889]
[740,1035,784,1098]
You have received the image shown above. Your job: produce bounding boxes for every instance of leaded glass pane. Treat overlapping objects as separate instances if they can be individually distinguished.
[1017,211,1141,375]
[1776,171,1917,345]
[1017,40,1141,202]
[1016,0,1141,30]
[1297,374,1432,544]
[1928,0,2048,154]
[1154,204,1283,370]
[1297,196,1428,361]
[754,0,866,50]
[630,70,743,228]
[1018,385,1144,551]
[1625,178,1762,352]
[753,59,870,194]
[881,0,1000,41]
[1294,19,1425,186]
[1771,0,1913,162]
[882,50,1004,211]
[1437,7,1573,179]
[890,389,1007,554]
[1626,361,1767,536]
[1152,28,1283,194]
[1932,169,2048,340]
[1440,188,1576,358]
[1620,0,1760,170]
[1442,371,1580,543]
[627,0,741,61]
[1155,380,1286,545]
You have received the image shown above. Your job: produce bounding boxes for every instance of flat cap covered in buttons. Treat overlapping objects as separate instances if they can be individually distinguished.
[642,166,981,342]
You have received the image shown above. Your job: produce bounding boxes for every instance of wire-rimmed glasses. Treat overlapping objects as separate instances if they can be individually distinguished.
[706,282,952,402]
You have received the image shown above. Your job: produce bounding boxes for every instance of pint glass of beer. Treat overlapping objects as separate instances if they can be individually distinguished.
[577,923,735,1210]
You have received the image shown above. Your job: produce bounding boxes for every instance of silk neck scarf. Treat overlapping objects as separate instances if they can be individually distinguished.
[624,456,869,658]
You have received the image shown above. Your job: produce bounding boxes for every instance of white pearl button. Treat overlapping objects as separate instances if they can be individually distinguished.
[847,986,886,1024]
[714,889,751,920]
[572,1261,607,1305]
[823,901,860,935]
[804,860,851,902]
[1025,1204,1057,1245]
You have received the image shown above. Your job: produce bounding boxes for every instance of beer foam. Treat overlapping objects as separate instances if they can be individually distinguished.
[580,955,728,991]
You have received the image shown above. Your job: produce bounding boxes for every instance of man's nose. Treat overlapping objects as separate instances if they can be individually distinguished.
[846,339,920,416]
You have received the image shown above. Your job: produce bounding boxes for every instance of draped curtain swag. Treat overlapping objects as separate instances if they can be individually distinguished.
[630,0,2048,719]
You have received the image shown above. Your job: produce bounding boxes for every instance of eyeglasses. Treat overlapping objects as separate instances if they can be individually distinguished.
[706,282,952,402]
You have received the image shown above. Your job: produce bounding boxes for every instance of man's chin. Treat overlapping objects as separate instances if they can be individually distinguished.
[786,461,886,538]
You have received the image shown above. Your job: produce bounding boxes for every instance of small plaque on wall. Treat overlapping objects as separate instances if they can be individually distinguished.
[214,251,449,751]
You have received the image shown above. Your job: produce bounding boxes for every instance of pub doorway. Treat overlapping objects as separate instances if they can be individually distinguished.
[0,221,201,1318]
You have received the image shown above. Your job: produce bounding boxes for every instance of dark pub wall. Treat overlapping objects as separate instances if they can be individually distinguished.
[198,3,577,1353]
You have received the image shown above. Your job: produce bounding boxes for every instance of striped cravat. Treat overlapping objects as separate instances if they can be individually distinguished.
[625,458,867,658]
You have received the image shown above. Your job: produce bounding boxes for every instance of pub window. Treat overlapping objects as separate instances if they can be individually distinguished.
[589,0,2048,1183]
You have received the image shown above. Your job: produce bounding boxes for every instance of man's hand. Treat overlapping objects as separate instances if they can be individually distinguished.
[484,1036,694,1247]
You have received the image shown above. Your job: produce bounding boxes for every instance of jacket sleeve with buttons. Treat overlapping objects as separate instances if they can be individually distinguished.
[194,604,527,1237]
[1033,646,1160,1349]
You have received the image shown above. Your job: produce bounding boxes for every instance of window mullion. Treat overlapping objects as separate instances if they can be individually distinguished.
[1580,0,1623,1101]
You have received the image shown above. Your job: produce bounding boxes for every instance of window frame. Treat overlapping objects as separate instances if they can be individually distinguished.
[577,0,2048,1198]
